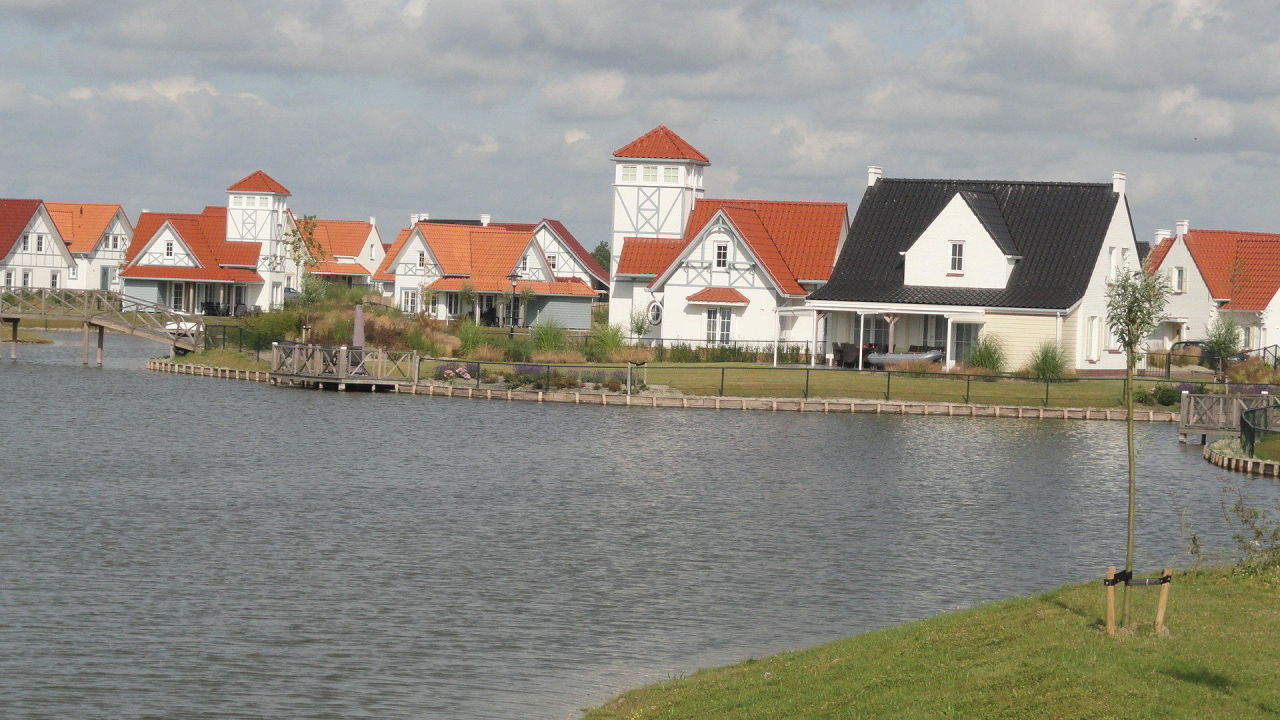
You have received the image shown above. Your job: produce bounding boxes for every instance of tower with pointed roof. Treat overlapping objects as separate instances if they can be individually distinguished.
[225,170,295,308]
[609,125,709,326]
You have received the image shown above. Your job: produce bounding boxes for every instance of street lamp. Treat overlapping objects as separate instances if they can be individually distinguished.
[507,272,519,337]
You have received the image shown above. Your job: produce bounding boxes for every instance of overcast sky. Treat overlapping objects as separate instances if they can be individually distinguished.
[2,0,1277,250]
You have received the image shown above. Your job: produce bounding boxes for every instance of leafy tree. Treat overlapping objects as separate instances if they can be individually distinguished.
[1204,314,1242,377]
[591,241,611,271]
[629,310,649,338]
[284,214,322,277]
[1105,268,1170,627]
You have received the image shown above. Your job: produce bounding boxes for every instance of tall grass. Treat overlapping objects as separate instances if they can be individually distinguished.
[1023,341,1071,380]
[531,319,568,352]
[964,334,1006,374]
[585,323,625,362]
[454,319,487,356]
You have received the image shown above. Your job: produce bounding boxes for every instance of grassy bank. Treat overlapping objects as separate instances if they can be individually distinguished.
[164,348,269,372]
[584,566,1280,720]
[1,328,53,344]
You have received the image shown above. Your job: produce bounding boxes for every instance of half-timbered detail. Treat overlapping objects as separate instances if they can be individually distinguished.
[1,200,72,290]
[120,171,299,315]
[0,199,133,292]
[307,218,385,287]
[373,217,598,328]
[606,125,848,351]
[808,168,1141,371]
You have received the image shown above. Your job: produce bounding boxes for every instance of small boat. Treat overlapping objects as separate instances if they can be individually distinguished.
[864,349,943,369]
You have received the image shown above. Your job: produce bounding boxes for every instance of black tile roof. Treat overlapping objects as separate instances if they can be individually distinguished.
[810,179,1122,310]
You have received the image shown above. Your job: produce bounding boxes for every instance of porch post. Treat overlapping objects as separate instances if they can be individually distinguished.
[945,316,954,369]
[772,310,780,367]
[857,313,865,370]
[885,314,899,353]
[810,309,819,367]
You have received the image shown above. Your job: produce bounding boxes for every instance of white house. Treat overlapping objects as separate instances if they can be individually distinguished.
[0,200,132,291]
[120,171,300,314]
[373,216,598,328]
[1145,222,1280,350]
[306,218,385,287]
[807,168,1143,372]
[607,125,848,348]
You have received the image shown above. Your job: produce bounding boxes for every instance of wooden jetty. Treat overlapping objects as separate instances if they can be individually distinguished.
[1178,391,1272,443]
[269,342,418,391]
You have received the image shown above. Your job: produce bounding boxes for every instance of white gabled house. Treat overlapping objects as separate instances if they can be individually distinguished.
[0,199,132,291]
[807,168,1143,372]
[306,218,385,287]
[607,125,848,349]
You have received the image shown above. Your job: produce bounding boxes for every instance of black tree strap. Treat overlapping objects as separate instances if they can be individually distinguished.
[1104,570,1133,586]
[1128,575,1172,586]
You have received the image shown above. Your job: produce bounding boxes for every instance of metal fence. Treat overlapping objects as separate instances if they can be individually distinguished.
[1241,402,1280,460]
[204,324,275,358]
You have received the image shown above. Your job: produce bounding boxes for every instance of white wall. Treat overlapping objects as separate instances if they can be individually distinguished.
[902,193,1013,289]
[0,207,74,288]
[1152,234,1216,347]
[72,210,131,290]
[1072,195,1140,371]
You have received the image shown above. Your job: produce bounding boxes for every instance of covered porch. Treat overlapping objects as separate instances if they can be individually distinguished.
[160,280,258,317]
[809,303,986,369]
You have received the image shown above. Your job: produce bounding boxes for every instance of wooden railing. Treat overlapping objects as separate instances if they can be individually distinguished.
[0,287,203,351]
[271,342,418,383]
[1179,392,1272,432]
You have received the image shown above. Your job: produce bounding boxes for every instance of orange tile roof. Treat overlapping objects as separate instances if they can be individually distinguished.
[45,203,125,254]
[540,218,608,282]
[226,170,290,195]
[121,206,264,283]
[1147,229,1280,310]
[616,238,685,276]
[1145,237,1174,271]
[686,287,749,305]
[0,198,42,258]
[645,198,846,296]
[613,125,709,163]
[308,219,373,261]
[312,261,371,275]
[427,276,597,297]
[372,228,412,282]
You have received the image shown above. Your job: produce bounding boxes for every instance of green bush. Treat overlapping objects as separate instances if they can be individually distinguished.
[454,319,487,356]
[964,334,1006,374]
[1024,341,1070,380]
[585,323,625,362]
[242,309,303,347]
[1152,384,1181,406]
[531,319,568,352]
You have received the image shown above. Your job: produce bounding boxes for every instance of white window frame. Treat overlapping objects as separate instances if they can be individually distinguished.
[621,165,637,182]
[21,270,32,287]
[401,289,419,314]
[49,271,59,289]
[2,270,11,288]
[108,267,119,286]
[642,166,658,183]
[714,243,729,269]
[165,240,174,258]
[1173,266,1187,293]
[69,264,78,280]
[663,167,679,184]
[20,234,30,252]
[1086,315,1100,362]
[546,253,557,271]
[35,235,44,253]
[445,292,460,317]
[706,307,731,344]
[171,282,185,311]
[950,241,964,272]
[369,244,375,260]
[417,250,426,268]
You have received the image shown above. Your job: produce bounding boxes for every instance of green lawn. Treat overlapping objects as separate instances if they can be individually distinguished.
[583,566,1280,720]
[161,348,269,372]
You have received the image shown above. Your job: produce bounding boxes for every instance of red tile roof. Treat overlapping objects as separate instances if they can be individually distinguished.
[643,198,846,296]
[540,218,608,283]
[1147,229,1280,310]
[226,170,290,195]
[0,199,42,259]
[686,287,749,305]
[616,238,685,276]
[372,221,599,297]
[312,261,370,275]
[121,206,264,283]
[309,219,374,262]
[1145,237,1174,271]
[45,203,125,254]
[613,125,709,163]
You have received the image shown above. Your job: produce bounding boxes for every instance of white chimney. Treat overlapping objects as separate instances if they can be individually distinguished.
[480,213,491,227]
[1176,219,1189,239]
[1112,171,1126,196]
[368,216,376,227]
[867,166,883,187]
[140,208,149,214]
[1154,228,1172,243]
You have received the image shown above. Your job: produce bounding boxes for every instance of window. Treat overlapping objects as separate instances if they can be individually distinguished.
[111,235,122,250]
[49,271,59,289]
[445,292,461,316]
[950,242,964,272]
[1173,266,1187,293]
[417,250,426,268]
[21,270,32,287]
[165,240,174,258]
[171,282,185,311]
[3,271,11,288]
[108,267,119,286]
[369,244,375,260]
[546,253,557,271]
[663,167,679,183]
[519,255,528,273]
[401,289,418,314]
[621,165,637,182]
[1085,316,1100,362]
[952,323,979,362]
[69,265,78,280]
[647,301,662,326]
[35,235,44,253]
[20,234,30,252]
[706,307,731,344]
[923,315,948,348]
[715,243,729,269]
[643,166,658,182]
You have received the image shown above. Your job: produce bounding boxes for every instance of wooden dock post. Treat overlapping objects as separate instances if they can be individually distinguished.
[1154,568,1171,633]
[7,318,17,361]
[81,322,90,366]
[1104,566,1117,636]
[95,324,104,366]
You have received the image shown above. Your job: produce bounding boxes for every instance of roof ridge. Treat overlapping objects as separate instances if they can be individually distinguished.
[881,178,1111,188]
[1191,228,1280,238]
[703,197,847,206]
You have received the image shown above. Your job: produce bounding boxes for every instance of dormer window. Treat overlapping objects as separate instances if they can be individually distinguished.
[621,165,637,182]
[519,256,528,273]
[949,242,964,272]
[664,167,679,183]
[715,243,729,269]
[165,240,174,258]
[643,166,658,183]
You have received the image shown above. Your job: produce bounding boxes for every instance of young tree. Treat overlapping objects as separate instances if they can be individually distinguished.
[590,241,610,271]
[1105,268,1170,627]
[1204,314,1242,380]
[284,215,323,304]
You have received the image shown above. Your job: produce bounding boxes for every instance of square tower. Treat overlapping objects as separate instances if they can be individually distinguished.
[610,125,709,277]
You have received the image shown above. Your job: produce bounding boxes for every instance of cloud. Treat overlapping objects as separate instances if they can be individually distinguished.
[540,71,629,119]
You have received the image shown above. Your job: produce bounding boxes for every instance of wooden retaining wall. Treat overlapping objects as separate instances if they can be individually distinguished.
[146,359,1179,423]
[1202,443,1280,477]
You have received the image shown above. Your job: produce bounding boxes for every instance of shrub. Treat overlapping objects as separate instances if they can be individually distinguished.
[591,304,609,327]
[629,310,650,338]
[1152,384,1181,406]
[1228,358,1280,385]
[1205,314,1242,364]
[665,343,699,363]
[1023,341,1071,380]
[550,371,581,389]
[1173,345,1203,367]
[608,347,655,364]
[530,319,568,352]
[454,319,487,356]
[500,337,532,363]
[585,323,625,362]
[964,335,1006,375]
[531,349,587,364]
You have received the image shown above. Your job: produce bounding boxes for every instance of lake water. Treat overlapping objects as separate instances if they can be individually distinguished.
[1,333,1274,719]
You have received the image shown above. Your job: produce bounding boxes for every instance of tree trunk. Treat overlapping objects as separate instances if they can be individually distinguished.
[1122,357,1136,627]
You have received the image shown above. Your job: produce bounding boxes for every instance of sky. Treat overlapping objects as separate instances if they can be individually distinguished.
[2,0,1278,252]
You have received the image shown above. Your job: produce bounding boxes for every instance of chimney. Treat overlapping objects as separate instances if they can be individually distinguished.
[1176,219,1189,239]
[867,166,883,187]
[141,208,149,214]
[1112,171,1126,195]
[368,216,376,227]
[480,213,491,227]
[1154,228,1171,243]
[410,212,430,224]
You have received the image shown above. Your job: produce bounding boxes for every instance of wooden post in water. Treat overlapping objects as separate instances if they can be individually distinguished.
[7,319,17,361]
[1104,566,1117,636]
[81,322,90,366]
[95,324,104,366]
[1154,568,1171,633]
